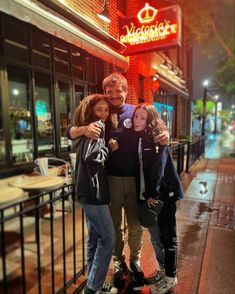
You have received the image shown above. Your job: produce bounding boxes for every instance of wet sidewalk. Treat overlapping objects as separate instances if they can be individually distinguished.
[173,133,235,294]
[102,133,235,294]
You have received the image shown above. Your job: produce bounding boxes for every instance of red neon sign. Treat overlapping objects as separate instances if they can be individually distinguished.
[119,3,182,55]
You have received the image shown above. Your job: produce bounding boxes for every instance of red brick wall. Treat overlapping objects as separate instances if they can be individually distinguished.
[126,56,139,105]
[144,78,154,104]
[124,1,157,105]
[175,97,188,137]
[65,0,119,38]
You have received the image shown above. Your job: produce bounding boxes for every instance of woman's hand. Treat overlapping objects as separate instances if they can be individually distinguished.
[154,130,170,145]
[147,197,158,207]
[68,122,101,140]
[84,122,101,139]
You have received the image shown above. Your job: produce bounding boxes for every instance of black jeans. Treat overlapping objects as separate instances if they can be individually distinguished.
[159,201,177,277]
[148,200,177,278]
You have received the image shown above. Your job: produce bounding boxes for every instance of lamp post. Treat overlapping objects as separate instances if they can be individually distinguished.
[201,80,209,136]
[213,95,219,134]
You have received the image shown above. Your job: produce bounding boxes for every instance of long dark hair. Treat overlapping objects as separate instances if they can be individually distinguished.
[133,103,167,139]
[73,94,111,127]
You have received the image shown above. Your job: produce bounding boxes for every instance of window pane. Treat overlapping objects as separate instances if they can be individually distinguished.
[57,81,71,152]
[32,32,51,70]
[74,85,85,105]
[34,73,54,156]
[86,56,96,82]
[0,94,5,162]
[54,41,69,75]
[87,85,97,95]
[71,48,84,79]
[8,66,33,163]
[4,16,29,63]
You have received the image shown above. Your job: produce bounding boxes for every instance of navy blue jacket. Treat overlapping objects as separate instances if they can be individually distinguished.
[105,104,139,176]
[137,137,184,203]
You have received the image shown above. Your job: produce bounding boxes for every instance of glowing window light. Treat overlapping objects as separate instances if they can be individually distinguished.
[36,100,47,117]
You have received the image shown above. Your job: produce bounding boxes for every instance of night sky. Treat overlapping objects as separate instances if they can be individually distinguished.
[192,42,233,109]
[192,42,216,101]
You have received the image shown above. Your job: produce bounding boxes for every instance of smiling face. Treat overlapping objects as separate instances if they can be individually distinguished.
[105,84,127,108]
[133,108,148,132]
[93,100,109,122]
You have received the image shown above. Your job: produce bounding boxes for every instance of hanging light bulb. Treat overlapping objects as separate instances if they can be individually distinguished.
[98,0,111,23]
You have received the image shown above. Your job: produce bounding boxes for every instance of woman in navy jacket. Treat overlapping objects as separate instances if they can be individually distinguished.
[133,104,184,294]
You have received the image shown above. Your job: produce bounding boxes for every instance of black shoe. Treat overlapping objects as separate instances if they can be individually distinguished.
[113,261,129,291]
[99,282,118,294]
[130,262,145,290]
[144,269,165,285]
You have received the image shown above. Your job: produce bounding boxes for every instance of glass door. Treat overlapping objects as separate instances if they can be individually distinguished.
[34,73,54,157]
[56,80,71,153]
[7,66,33,164]
[74,84,85,107]
[0,81,6,164]
[55,80,85,154]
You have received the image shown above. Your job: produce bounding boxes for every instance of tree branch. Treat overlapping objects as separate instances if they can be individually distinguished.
[210,14,235,60]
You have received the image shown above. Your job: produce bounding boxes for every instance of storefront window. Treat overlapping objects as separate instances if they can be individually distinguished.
[86,56,96,83]
[54,41,69,75]
[0,95,5,162]
[34,73,54,156]
[154,101,173,134]
[32,32,51,70]
[0,13,105,175]
[87,85,97,95]
[74,84,85,105]
[4,16,29,63]
[71,48,84,79]
[8,66,33,163]
[57,81,71,152]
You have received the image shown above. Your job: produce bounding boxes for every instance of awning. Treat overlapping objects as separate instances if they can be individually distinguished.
[158,74,189,98]
[1,0,129,70]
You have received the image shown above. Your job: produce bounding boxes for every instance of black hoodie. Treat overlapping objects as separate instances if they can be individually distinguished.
[74,121,110,205]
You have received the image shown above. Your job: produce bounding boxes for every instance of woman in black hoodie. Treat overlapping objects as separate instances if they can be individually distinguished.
[73,94,117,294]
[133,104,184,294]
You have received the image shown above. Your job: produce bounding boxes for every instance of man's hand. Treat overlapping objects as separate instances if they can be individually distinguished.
[84,122,101,139]
[108,139,119,152]
[154,130,170,146]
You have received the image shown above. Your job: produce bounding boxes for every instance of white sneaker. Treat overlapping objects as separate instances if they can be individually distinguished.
[150,276,178,294]
[98,282,118,294]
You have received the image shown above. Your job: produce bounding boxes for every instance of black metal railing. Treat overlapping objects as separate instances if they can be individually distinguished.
[0,184,86,294]
[169,136,206,176]
[186,136,206,172]
[169,143,186,177]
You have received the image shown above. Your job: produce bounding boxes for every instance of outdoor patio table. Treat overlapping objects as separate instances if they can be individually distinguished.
[9,175,64,192]
[0,186,25,207]
[9,175,65,220]
[9,175,65,244]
